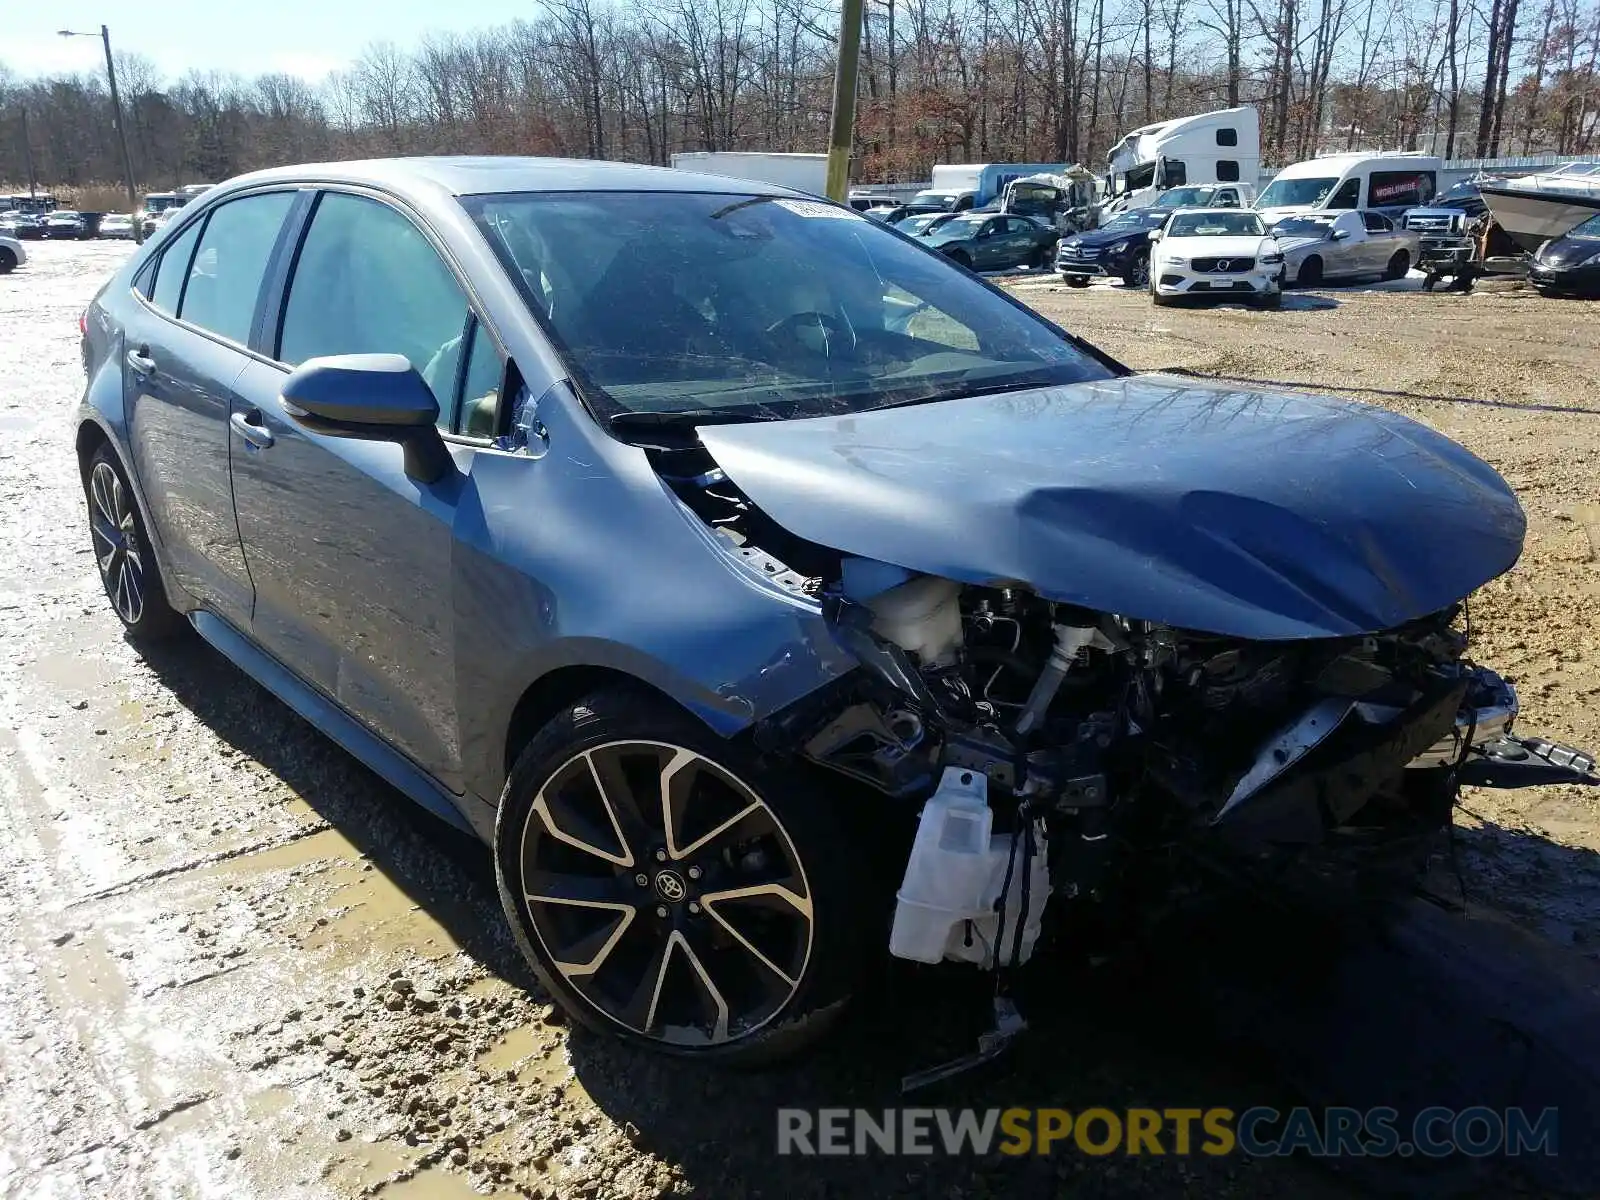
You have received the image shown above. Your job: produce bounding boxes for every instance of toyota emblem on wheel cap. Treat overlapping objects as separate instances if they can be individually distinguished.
[654,870,687,902]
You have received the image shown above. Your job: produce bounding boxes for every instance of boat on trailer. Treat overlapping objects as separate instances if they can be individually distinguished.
[1478,161,1600,252]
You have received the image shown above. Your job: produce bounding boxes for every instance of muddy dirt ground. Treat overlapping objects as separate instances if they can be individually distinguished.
[1,242,1597,1200]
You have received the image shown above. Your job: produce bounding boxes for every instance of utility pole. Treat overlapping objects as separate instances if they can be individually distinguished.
[824,0,865,201]
[59,25,143,243]
[20,107,38,198]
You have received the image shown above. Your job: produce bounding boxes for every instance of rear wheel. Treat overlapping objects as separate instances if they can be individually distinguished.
[1384,250,1410,281]
[1297,256,1323,287]
[84,444,181,641]
[494,687,863,1065]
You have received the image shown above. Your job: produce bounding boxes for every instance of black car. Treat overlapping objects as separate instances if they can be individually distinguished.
[1529,213,1600,296]
[1055,208,1170,287]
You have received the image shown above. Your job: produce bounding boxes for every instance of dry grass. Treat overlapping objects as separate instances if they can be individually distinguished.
[0,182,137,212]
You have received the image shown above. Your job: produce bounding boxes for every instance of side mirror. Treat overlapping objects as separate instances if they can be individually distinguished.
[281,353,454,484]
[1147,229,1162,242]
[1331,228,1351,241]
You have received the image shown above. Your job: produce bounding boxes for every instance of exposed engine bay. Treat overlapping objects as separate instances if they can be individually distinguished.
[653,437,1595,999]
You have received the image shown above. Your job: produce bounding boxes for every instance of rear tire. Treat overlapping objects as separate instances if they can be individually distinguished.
[84,444,182,641]
[494,687,864,1066]
[1384,250,1410,281]
[1298,256,1323,287]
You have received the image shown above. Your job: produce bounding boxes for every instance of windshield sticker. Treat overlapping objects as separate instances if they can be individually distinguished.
[774,199,860,219]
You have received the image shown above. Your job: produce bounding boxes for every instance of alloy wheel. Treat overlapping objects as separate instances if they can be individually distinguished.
[88,460,145,625]
[518,740,814,1047]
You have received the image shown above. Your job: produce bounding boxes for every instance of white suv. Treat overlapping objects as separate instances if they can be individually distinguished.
[1147,208,1284,308]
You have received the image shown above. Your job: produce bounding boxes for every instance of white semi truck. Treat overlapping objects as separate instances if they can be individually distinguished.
[1103,107,1261,214]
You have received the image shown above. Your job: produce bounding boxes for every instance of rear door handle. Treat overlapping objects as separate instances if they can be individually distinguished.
[126,347,156,375]
[230,409,274,450]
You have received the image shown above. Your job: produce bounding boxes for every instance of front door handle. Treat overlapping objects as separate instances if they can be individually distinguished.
[230,409,275,450]
[126,347,156,375]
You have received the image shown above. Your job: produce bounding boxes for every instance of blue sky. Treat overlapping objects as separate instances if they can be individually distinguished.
[12,0,540,83]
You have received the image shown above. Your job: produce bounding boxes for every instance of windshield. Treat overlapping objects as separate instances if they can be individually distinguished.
[913,191,964,211]
[465,191,1112,422]
[1153,187,1212,208]
[1257,176,1339,209]
[900,214,952,235]
[1436,181,1483,207]
[1271,216,1336,237]
[1569,214,1600,238]
[1167,211,1264,237]
[928,214,988,237]
[1099,211,1167,233]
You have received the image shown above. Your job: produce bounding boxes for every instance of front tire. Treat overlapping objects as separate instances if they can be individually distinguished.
[1062,275,1090,288]
[946,249,972,269]
[1123,251,1150,288]
[1298,256,1323,287]
[494,687,863,1065]
[0,248,16,274]
[1150,273,1172,307]
[84,444,181,641]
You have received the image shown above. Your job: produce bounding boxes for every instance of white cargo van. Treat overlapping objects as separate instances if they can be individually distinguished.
[669,152,829,196]
[1255,152,1441,226]
[1103,107,1261,213]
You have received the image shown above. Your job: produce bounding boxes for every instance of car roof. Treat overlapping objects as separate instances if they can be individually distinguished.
[213,156,807,200]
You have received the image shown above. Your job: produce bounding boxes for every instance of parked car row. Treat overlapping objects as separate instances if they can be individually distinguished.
[1056,200,1423,308]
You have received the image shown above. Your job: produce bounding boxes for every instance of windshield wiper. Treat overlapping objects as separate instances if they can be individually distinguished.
[608,408,776,431]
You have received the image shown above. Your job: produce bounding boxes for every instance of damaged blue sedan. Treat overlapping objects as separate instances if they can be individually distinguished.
[76,158,1596,1068]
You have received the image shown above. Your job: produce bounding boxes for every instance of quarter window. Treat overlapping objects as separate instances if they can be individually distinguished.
[1362,212,1394,233]
[149,219,202,315]
[457,320,505,437]
[278,192,470,430]
[177,192,295,344]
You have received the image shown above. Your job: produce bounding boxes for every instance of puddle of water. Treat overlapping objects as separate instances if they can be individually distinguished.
[475,1022,545,1076]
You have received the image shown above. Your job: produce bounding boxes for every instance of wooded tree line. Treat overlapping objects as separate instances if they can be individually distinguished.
[2,0,1597,195]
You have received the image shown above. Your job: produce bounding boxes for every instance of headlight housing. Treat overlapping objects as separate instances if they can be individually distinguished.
[1260,252,1284,265]
[1583,250,1600,267]
[1160,255,1188,266]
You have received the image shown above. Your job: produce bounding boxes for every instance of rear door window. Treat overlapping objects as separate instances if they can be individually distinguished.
[176,193,295,344]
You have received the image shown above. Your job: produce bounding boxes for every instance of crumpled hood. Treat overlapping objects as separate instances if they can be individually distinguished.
[1272,234,1331,257]
[696,375,1526,640]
